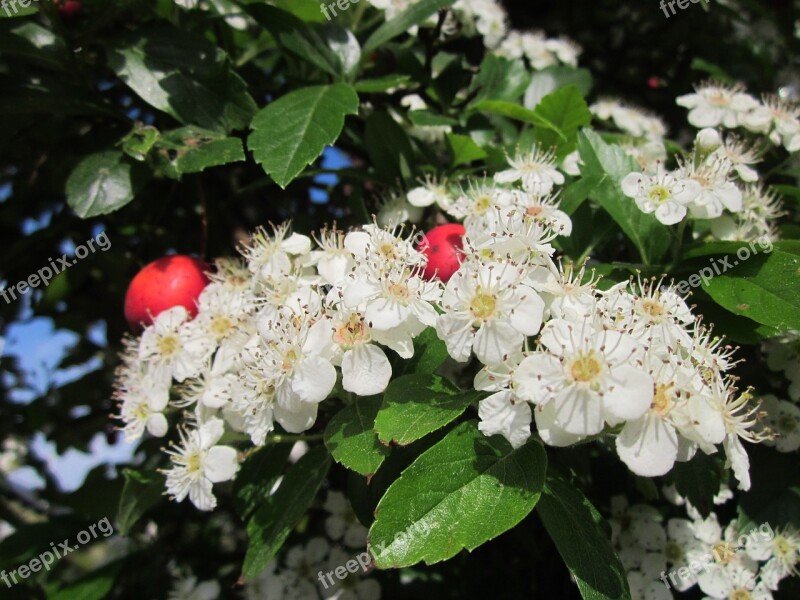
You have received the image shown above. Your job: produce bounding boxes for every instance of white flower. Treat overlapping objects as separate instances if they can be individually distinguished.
[759,395,800,452]
[712,136,761,182]
[516,319,653,437]
[684,156,743,219]
[139,306,211,382]
[310,228,355,287]
[447,180,511,232]
[312,309,393,396]
[407,179,454,210]
[746,526,800,590]
[240,224,312,282]
[697,562,771,600]
[114,350,171,441]
[436,259,544,364]
[540,262,597,321]
[323,491,368,548]
[621,166,701,225]
[615,354,700,477]
[163,417,239,511]
[167,575,220,600]
[715,387,767,490]
[494,147,565,195]
[677,83,761,129]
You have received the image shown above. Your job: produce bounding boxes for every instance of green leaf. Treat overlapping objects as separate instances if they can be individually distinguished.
[66,151,147,219]
[243,445,331,578]
[401,327,451,375]
[671,453,721,519]
[234,443,294,520]
[245,4,342,77]
[407,110,458,127]
[120,123,160,162]
[471,54,531,103]
[375,374,482,446]
[368,421,546,568]
[364,110,415,184]
[524,66,593,108]
[116,469,165,536]
[576,129,671,264]
[323,25,362,80]
[693,241,800,331]
[150,126,245,177]
[324,396,390,477]
[248,83,359,188]
[0,2,38,17]
[471,99,566,142]
[50,560,124,600]
[446,133,488,167]
[362,0,457,55]
[270,0,328,22]
[0,22,67,69]
[355,74,412,93]
[538,474,631,600]
[107,24,257,133]
[531,85,592,155]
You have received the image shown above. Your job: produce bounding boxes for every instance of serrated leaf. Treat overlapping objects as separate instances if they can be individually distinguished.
[524,66,593,109]
[151,126,245,177]
[245,4,342,77]
[243,446,331,578]
[470,54,531,103]
[66,151,147,219]
[116,469,165,536]
[693,241,800,331]
[531,85,592,155]
[354,74,412,93]
[446,133,488,167]
[576,129,671,264]
[234,443,293,520]
[368,421,546,568]
[471,99,566,142]
[375,374,481,445]
[538,474,631,600]
[107,24,257,133]
[248,83,358,188]
[324,396,389,476]
[401,327,451,375]
[362,0,457,55]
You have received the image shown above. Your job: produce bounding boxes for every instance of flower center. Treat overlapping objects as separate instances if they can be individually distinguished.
[708,91,730,107]
[210,314,233,337]
[712,541,736,564]
[156,335,180,358]
[570,352,602,383]
[648,185,670,203]
[388,282,410,301]
[664,541,684,562]
[470,292,497,320]
[475,194,493,214]
[639,298,666,318]
[777,414,797,433]
[729,590,751,600]
[282,349,298,372]
[186,452,202,474]
[526,205,544,217]
[334,315,369,348]
[651,384,673,415]
[775,536,796,559]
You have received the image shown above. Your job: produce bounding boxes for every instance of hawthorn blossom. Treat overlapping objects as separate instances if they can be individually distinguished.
[163,417,239,511]
[494,147,565,195]
[677,83,761,129]
[621,166,701,225]
[515,319,653,437]
[436,259,544,364]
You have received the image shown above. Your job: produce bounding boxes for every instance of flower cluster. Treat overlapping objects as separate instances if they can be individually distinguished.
[609,491,799,599]
[113,134,772,510]
[243,491,379,600]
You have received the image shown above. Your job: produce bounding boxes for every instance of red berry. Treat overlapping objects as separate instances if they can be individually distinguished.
[124,255,210,332]
[418,223,465,282]
[54,0,81,20]
[647,76,662,89]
